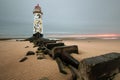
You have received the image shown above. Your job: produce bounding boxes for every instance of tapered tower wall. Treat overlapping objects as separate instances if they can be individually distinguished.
[33,4,43,34]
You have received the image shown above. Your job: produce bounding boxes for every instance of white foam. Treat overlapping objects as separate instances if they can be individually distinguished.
[100,37,119,40]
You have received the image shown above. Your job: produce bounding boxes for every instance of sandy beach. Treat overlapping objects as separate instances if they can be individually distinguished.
[0,39,120,80]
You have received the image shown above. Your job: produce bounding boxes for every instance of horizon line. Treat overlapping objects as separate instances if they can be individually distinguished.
[46,33,120,38]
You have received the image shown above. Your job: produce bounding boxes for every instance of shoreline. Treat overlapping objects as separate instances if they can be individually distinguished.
[0,33,120,40]
[0,36,120,40]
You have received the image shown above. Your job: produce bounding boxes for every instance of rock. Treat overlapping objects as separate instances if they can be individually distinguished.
[38,47,42,50]
[37,53,45,60]
[19,57,28,62]
[26,51,35,56]
[36,50,42,53]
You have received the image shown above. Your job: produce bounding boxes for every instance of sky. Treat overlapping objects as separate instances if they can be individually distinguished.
[0,0,120,37]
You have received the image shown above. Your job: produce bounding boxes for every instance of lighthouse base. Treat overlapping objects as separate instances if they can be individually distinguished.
[33,32,43,38]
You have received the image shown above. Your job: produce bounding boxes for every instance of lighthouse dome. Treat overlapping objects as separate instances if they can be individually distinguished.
[33,4,42,14]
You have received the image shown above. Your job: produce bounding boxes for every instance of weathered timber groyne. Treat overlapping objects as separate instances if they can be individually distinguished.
[20,32,120,80]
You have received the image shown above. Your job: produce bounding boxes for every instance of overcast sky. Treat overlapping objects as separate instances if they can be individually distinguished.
[0,0,120,35]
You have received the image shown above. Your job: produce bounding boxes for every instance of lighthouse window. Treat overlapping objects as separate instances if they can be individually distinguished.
[37,14,41,18]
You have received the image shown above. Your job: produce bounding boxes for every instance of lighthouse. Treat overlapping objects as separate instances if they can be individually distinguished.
[33,4,43,36]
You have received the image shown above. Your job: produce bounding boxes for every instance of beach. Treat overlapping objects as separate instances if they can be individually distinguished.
[0,39,120,80]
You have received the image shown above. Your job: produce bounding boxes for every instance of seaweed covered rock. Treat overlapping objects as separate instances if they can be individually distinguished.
[37,53,45,60]
[26,51,35,56]
[25,32,43,42]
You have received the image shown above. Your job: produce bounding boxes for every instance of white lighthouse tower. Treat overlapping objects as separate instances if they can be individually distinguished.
[33,4,43,34]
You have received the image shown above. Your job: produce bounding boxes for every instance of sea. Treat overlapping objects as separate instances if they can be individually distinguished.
[0,24,33,38]
[0,25,120,40]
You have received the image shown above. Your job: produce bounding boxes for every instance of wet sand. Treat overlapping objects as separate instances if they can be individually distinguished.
[0,39,120,80]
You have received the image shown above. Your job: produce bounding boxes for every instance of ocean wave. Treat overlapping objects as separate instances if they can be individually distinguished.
[100,37,119,40]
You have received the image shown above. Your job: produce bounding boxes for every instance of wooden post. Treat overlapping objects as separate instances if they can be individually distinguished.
[78,52,120,80]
